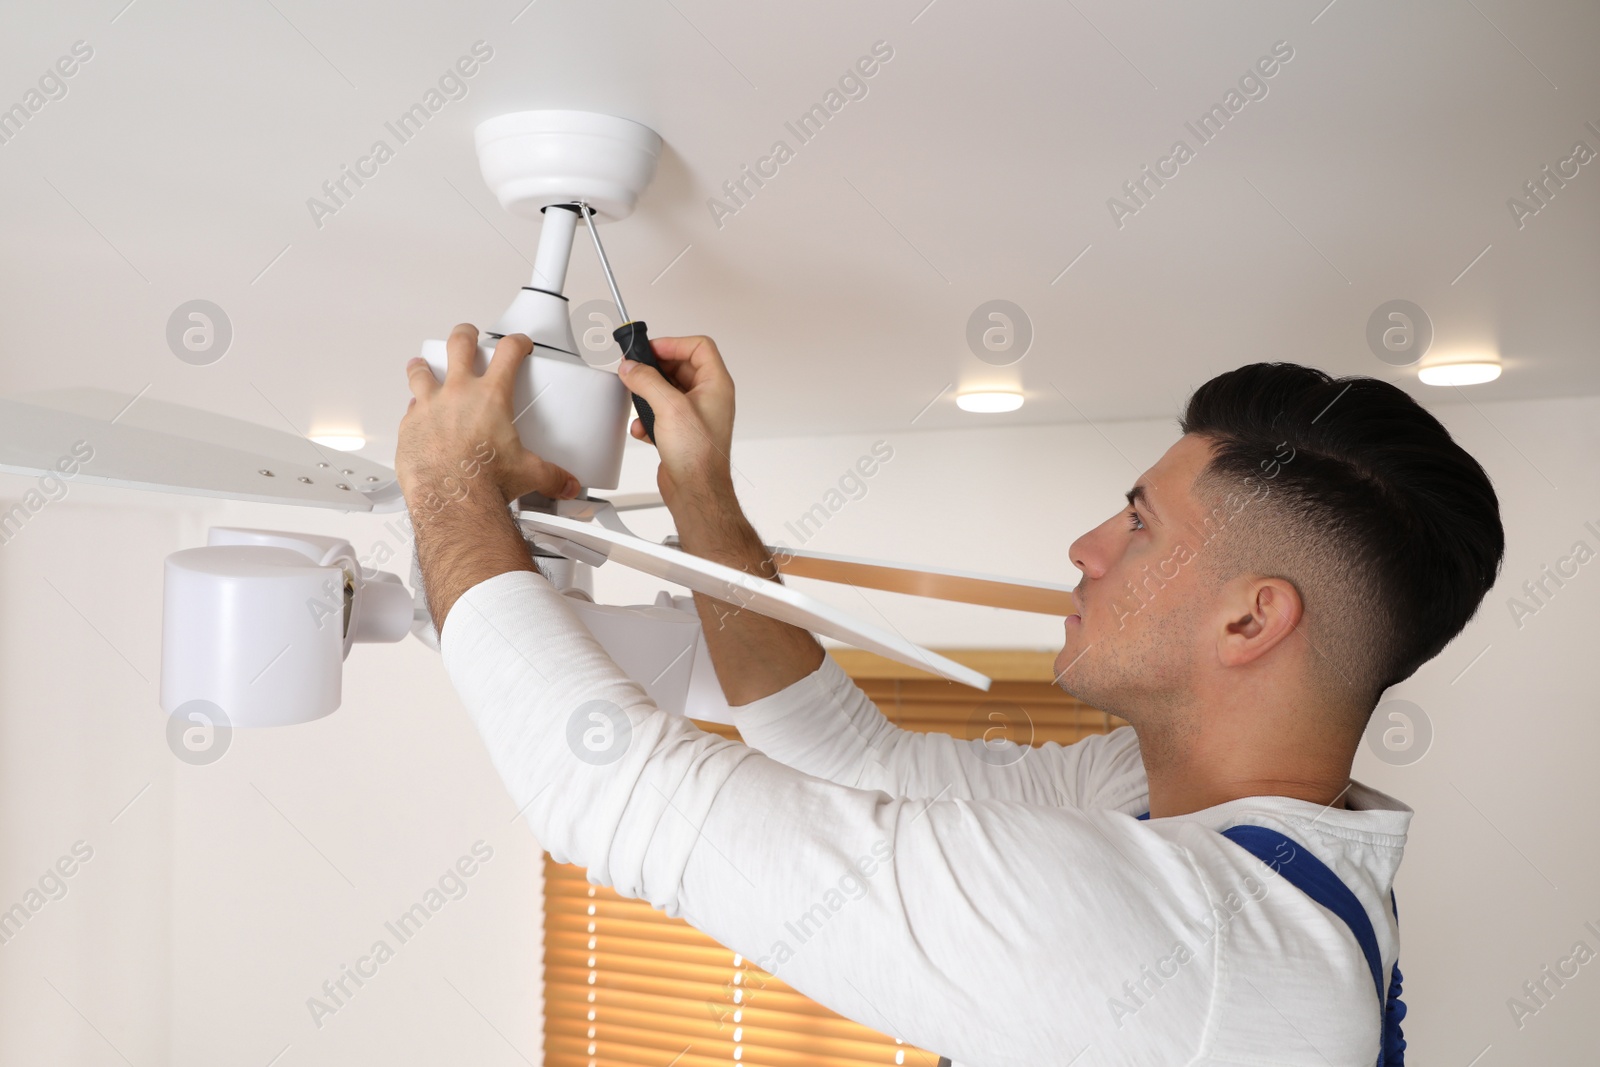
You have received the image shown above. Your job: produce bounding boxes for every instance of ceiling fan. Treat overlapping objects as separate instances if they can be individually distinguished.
[0,110,1076,731]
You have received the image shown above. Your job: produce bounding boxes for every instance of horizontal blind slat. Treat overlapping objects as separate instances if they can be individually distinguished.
[547,978,839,1017]
[547,932,741,969]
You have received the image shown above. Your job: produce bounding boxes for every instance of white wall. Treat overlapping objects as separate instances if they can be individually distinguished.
[1,391,1596,1063]
[0,503,179,1065]
[0,494,546,1066]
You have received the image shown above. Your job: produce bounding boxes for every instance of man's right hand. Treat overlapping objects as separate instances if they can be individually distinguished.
[617,335,736,512]
[615,334,826,705]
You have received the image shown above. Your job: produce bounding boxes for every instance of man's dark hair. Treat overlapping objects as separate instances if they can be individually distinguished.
[1180,362,1504,712]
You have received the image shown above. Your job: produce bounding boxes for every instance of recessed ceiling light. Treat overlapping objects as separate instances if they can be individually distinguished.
[955,391,1024,413]
[1417,362,1501,386]
[309,433,367,451]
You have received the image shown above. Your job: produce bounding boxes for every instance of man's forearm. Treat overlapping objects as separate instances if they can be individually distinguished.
[411,481,536,630]
[673,480,825,706]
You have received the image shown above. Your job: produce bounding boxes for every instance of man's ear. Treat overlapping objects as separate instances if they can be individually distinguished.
[1216,576,1304,668]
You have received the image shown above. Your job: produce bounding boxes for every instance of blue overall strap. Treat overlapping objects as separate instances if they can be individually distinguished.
[1382,896,1406,1066]
[1219,824,1405,1067]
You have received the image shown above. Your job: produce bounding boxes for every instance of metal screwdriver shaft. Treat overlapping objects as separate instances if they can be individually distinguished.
[578,201,663,442]
[580,201,628,321]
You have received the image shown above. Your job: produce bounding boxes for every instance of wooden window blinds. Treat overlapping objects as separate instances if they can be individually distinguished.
[543,649,1124,1067]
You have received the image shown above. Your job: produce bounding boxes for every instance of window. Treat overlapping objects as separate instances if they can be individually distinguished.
[543,649,1122,1067]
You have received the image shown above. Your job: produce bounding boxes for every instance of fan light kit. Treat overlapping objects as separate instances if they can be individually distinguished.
[957,390,1024,413]
[1417,360,1502,386]
[0,110,1078,731]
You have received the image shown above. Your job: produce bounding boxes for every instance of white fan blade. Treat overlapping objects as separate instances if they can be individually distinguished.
[0,391,399,511]
[518,511,991,691]
[768,545,1077,617]
[592,492,665,512]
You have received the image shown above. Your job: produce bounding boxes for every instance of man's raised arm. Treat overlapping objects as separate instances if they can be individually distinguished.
[615,335,827,704]
[620,339,1125,809]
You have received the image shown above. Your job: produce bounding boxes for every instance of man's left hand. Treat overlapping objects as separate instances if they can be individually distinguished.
[398,324,584,629]
[398,324,582,508]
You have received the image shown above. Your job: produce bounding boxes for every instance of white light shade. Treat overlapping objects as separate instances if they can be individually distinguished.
[162,529,415,727]
[162,545,348,727]
[956,391,1025,413]
[309,433,367,451]
[1418,361,1501,386]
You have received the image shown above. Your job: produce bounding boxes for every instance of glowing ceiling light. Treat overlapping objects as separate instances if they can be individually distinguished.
[1417,362,1501,386]
[955,391,1024,413]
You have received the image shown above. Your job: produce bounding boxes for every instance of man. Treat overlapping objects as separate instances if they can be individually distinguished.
[398,326,1502,1066]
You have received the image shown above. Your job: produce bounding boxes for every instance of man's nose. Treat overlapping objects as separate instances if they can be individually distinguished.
[1068,528,1104,581]
[1069,512,1127,582]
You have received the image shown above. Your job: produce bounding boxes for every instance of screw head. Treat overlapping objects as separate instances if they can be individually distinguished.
[298,476,312,484]
[259,469,275,477]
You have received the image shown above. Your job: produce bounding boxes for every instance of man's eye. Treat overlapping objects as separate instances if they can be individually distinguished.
[1126,509,1145,532]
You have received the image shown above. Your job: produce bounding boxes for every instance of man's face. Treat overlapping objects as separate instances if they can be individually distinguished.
[1053,434,1222,721]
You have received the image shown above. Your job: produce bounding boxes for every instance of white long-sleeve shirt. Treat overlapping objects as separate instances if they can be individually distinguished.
[441,570,1412,1067]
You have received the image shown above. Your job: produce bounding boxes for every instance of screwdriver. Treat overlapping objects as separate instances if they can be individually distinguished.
[578,200,665,443]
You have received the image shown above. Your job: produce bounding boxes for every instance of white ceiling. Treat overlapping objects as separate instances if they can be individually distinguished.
[2,0,1597,457]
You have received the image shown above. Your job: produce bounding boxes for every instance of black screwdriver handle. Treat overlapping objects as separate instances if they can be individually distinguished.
[614,320,661,443]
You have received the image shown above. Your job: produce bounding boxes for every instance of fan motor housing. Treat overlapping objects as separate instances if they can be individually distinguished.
[417,110,663,492]
[418,337,629,491]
